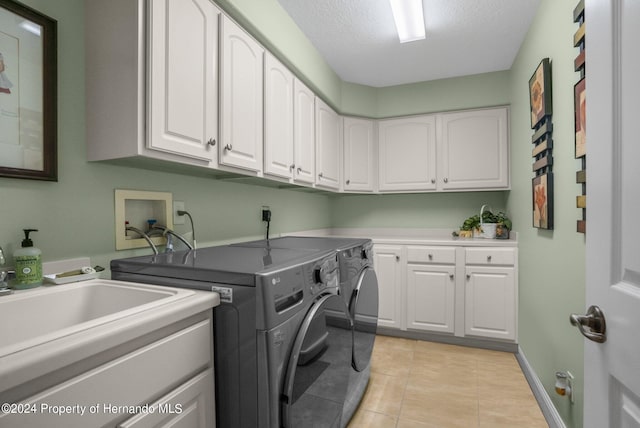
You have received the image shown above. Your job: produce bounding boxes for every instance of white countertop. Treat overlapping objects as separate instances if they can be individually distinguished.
[286,227,517,247]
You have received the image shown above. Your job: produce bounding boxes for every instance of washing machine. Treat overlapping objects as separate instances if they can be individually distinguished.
[111,244,353,428]
[232,236,379,424]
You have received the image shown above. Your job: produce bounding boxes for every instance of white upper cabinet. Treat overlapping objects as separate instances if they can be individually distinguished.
[264,52,294,179]
[86,0,220,166]
[378,115,437,192]
[315,98,342,190]
[438,107,509,190]
[147,0,219,162]
[220,15,264,173]
[292,79,316,184]
[343,117,375,192]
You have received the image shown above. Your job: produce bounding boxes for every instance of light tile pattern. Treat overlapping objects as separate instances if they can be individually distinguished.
[348,336,548,428]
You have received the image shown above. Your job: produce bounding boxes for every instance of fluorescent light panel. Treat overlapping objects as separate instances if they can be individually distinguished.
[389,0,426,43]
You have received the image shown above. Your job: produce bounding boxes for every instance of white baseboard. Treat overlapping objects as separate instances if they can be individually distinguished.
[516,346,566,428]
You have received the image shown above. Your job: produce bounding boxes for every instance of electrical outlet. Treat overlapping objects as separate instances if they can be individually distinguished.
[174,201,186,225]
[262,206,271,222]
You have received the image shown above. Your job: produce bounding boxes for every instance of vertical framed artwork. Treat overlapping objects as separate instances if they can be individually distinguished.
[574,77,586,158]
[533,173,554,230]
[529,58,552,128]
[0,0,57,181]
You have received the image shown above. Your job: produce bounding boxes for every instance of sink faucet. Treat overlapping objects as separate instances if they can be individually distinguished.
[149,225,194,251]
[125,226,159,255]
[0,246,12,296]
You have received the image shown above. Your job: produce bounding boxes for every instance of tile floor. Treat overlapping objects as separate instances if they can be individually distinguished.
[348,335,548,428]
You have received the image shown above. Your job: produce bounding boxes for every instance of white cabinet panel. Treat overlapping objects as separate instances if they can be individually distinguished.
[315,98,342,189]
[378,116,437,191]
[407,264,456,334]
[293,79,316,184]
[373,245,403,329]
[220,16,264,172]
[343,117,375,192]
[264,52,294,179]
[148,0,219,162]
[465,266,516,341]
[439,107,509,190]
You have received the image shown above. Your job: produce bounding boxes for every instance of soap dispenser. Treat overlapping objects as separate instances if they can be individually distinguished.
[13,229,42,289]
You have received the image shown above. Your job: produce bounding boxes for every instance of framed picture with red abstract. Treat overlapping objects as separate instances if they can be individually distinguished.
[529,58,552,129]
[533,173,553,230]
[574,77,586,158]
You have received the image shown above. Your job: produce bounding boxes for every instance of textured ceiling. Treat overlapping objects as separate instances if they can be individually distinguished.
[276,0,541,87]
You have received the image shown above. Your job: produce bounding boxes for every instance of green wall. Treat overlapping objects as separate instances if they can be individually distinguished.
[507,0,585,426]
[0,0,332,271]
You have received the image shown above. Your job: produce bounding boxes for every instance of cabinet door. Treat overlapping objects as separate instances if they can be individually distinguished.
[119,369,214,428]
[315,98,342,190]
[439,107,509,190]
[293,79,315,184]
[373,245,403,329]
[465,266,516,341]
[343,117,375,192]
[220,16,264,172]
[148,0,219,162]
[407,264,456,334]
[264,52,294,179]
[378,115,437,191]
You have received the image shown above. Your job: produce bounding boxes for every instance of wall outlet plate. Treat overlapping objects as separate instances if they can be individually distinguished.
[174,201,185,225]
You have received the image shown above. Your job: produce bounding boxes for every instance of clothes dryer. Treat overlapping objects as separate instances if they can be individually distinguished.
[111,245,353,428]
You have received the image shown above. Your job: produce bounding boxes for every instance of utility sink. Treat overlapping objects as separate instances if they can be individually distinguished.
[0,279,194,358]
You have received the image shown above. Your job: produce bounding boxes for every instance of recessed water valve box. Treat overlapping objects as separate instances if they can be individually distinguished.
[115,189,173,251]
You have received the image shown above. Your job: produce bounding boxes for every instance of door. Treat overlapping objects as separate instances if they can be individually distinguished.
[220,16,264,172]
[264,52,294,179]
[293,79,315,184]
[282,294,352,428]
[147,0,219,162]
[373,245,403,329]
[465,266,515,341]
[406,264,456,334]
[343,117,375,192]
[350,267,378,371]
[582,1,640,426]
[378,115,437,192]
[438,107,509,191]
[315,98,342,190]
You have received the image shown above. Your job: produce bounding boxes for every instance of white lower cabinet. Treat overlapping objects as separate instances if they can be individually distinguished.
[407,264,456,334]
[0,316,215,428]
[373,243,517,344]
[373,245,403,329]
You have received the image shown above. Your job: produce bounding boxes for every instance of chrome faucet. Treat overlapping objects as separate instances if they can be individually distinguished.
[149,225,194,251]
[125,226,159,255]
[0,246,12,296]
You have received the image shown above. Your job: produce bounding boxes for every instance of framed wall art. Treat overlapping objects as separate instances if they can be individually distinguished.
[529,58,552,129]
[0,0,57,181]
[533,173,554,230]
[574,77,586,158]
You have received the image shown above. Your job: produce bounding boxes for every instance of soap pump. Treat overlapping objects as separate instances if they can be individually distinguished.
[13,228,43,289]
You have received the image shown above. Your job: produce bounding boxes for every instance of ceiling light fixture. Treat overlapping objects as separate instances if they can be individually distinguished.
[389,0,426,43]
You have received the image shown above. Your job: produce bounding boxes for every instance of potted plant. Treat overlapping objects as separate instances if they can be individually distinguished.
[457,209,512,239]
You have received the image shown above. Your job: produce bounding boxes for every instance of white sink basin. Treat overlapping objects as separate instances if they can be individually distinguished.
[0,280,194,357]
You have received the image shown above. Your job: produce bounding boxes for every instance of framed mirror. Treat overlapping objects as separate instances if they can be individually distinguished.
[0,0,57,181]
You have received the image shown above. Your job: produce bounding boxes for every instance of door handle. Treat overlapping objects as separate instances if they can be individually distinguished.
[570,305,607,343]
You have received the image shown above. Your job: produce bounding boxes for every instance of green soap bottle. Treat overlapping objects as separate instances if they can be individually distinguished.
[13,229,42,290]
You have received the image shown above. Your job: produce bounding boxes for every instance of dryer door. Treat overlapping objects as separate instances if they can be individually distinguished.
[350,267,379,372]
[282,294,352,428]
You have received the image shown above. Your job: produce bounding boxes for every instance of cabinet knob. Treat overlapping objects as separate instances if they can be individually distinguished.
[290,164,295,171]
[207,138,216,147]
[225,144,233,151]
[444,178,449,183]
[318,172,324,178]
[395,255,400,261]
[428,254,433,260]
[346,179,351,185]
[297,167,303,174]
[466,274,471,280]
[431,179,436,184]
[449,274,454,280]
[487,255,492,262]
